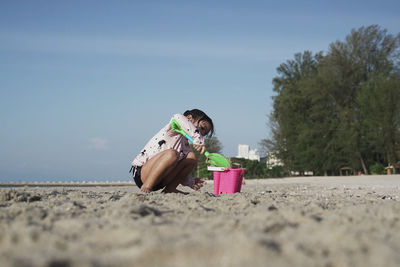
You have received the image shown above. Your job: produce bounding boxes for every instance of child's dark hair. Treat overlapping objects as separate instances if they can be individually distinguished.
[183,109,214,137]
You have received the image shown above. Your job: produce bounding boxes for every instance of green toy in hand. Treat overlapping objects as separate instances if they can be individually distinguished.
[171,119,231,168]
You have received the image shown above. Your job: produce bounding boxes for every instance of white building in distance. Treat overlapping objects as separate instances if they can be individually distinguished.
[266,152,283,168]
[237,144,260,161]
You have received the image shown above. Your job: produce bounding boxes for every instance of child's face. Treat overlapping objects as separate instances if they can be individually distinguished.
[196,120,211,136]
[187,115,211,136]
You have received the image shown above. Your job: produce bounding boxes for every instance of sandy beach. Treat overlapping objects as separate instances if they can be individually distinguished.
[1,175,400,267]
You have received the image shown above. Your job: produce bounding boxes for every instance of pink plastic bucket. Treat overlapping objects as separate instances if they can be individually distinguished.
[213,168,246,195]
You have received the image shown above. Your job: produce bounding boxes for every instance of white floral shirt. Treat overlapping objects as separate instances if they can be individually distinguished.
[132,113,204,167]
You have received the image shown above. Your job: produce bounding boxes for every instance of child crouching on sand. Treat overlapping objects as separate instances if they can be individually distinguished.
[130,109,214,194]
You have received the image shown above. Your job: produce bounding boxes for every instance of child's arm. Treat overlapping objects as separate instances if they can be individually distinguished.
[170,114,205,145]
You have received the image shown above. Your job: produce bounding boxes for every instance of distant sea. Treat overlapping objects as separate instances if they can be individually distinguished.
[0,177,133,184]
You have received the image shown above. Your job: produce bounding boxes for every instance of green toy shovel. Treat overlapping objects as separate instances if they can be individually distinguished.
[171,119,231,168]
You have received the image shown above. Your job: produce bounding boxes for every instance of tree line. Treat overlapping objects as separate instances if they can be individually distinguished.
[191,137,285,179]
[261,25,400,176]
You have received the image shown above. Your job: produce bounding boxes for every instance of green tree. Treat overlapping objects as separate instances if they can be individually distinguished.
[266,50,324,174]
[324,25,400,173]
[265,25,400,175]
[358,74,400,172]
[230,158,269,178]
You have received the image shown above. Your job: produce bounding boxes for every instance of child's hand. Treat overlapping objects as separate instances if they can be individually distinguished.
[193,144,205,154]
[192,177,205,190]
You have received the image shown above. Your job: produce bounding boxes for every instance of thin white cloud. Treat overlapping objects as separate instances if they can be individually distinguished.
[0,31,326,61]
[89,137,109,151]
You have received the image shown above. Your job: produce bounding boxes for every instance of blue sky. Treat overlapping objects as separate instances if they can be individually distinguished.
[1,0,399,182]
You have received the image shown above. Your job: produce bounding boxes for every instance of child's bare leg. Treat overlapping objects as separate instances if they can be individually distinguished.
[140,149,179,192]
[162,152,197,193]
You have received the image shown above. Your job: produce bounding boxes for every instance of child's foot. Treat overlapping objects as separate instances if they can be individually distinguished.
[140,186,152,193]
